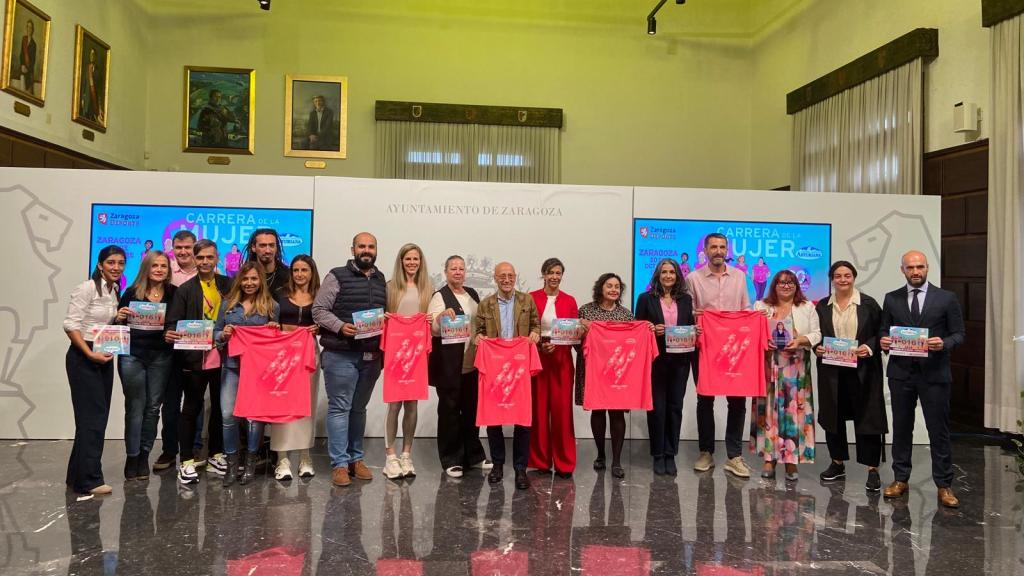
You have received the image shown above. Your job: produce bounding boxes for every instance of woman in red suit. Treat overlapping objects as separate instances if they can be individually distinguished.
[529,258,579,478]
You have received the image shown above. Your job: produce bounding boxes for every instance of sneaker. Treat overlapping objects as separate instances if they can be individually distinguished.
[693,452,715,472]
[446,466,464,478]
[471,459,494,470]
[349,460,373,481]
[399,453,416,477]
[724,457,751,479]
[207,453,228,476]
[820,461,846,482]
[865,469,881,492]
[332,466,352,487]
[275,458,293,481]
[298,455,315,478]
[384,455,404,480]
[88,484,113,495]
[178,460,199,485]
[153,452,176,471]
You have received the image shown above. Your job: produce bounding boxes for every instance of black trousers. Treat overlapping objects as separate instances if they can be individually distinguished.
[647,354,690,457]
[66,346,114,493]
[691,351,746,458]
[177,368,222,462]
[890,368,954,487]
[436,370,487,469]
[487,425,530,471]
[159,355,184,457]
[824,368,883,467]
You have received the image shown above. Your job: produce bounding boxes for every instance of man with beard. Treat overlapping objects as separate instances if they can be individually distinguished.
[313,232,387,486]
[245,228,289,296]
[879,250,965,508]
[197,90,238,148]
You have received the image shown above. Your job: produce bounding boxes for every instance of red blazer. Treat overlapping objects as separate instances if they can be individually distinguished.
[530,289,579,324]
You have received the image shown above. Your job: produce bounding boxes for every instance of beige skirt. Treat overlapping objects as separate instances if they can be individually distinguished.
[270,363,320,452]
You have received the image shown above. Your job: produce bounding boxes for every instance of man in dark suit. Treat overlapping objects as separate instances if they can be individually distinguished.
[306,95,336,150]
[879,250,965,508]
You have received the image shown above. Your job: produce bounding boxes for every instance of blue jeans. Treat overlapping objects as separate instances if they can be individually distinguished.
[322,349,380,468]
[118,350,173,457]
[220,362,243,455]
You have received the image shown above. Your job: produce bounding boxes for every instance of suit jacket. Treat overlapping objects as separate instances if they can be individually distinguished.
[879,283,965,383]
[471,290,540,362]
[633,291,695,356]
[165,273,232,371]
[815,292,887,434]
[307,107,335,148]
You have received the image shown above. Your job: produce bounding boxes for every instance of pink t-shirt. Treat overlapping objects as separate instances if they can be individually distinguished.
[380,313,431,403]
[696,310,768,397]
[583,321,658,410]
[474,337,541,426]
[753,263,770,283]
[229,326,317,423]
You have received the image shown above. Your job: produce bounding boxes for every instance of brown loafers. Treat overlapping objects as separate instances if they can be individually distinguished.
[883,480,909,498]
[349,460,373,481]
[937,487,960,508]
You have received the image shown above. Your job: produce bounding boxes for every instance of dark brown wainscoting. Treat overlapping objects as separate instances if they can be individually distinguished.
[0,125,124,170]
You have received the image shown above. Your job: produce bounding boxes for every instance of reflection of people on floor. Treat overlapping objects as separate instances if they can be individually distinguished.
[318,484,372,574]
[528,478,576,576]
[377,482,420,575]
[819,483,889,572]
[66,495,108,575]
[423,474,484,575]
[691,474,757,573]
[117,483,156,573]
[643,480,683,574]
[749,486,816,562]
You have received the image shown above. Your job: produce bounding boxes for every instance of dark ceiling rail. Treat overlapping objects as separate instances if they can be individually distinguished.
[375,101,563,128]
[982,0,1024,27]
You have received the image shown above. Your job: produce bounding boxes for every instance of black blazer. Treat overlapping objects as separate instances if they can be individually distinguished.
[165,274,232,371]
[634,291,694,356]
[815,293,887,435]
[879,283,965,383]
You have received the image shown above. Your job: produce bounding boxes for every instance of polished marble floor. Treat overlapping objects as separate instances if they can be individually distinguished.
[0,438,1021,575]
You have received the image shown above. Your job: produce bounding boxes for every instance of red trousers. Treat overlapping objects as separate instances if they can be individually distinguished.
[528,345,576,473]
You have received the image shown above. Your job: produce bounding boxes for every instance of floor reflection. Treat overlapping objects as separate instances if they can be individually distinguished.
[2,439,1020,575]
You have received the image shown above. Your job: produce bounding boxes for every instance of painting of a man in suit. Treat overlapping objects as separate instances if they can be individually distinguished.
[287,76,345,158]
[307,95,336,150]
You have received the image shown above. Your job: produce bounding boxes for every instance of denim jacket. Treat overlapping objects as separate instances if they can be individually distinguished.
[214,301,280,369]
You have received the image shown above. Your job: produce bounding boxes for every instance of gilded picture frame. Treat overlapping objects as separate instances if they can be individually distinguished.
[1,0,51,107]
[71,25,110,132]
[284,74,347,159]
[183,65,255,154]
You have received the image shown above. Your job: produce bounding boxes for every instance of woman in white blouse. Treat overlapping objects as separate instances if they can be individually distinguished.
[63,245,126,495]
[752,270,821,481]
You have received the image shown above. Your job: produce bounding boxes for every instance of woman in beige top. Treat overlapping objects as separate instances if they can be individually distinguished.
[383,243,434,480]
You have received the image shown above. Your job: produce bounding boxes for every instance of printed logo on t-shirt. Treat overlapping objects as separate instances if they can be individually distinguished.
[389,329,428,382]
[602,344,637,389]
[492,353,528,406]
[263,339,307,396]
[713,333,752,377]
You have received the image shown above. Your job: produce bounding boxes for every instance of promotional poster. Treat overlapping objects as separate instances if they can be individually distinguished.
[91,325,130,355]
[550,318,583,345]
[889,326,929,357]
[440,314,471,344]
[822,336,858,368]
[353,308,385,340]
[175,320,214,350]
[665,325,696,353]
[632,218,831,309]
[127,301,166,331]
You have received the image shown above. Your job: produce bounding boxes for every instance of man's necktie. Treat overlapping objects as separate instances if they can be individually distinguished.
[910,289,921,324]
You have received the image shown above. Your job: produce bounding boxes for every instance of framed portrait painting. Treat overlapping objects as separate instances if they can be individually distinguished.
[1,0,51,106]
[72,25,110,132]
[284,74,347,159]
[183,66,255,154]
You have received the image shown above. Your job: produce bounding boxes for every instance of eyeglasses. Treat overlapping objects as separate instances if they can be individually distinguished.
[777,281,796,286]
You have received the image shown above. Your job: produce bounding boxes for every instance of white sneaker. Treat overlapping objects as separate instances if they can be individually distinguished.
[724,456,751,479]
[178,460,199,485]
[694,452,715,472]
[298,455,315,478]
[445,466,464,478]
[471,459,494,470]
[384,455,404,480]
[399,453,416,477]
[275,458,293,481]
[207,453,227,476]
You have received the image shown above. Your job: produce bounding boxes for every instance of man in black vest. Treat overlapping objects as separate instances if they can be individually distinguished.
[427,255,491,478]
[879,250,965,508]
[312,232,387,487]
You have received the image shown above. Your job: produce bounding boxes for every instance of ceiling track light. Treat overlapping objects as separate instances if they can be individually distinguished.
[258,0,270,10]
[647,0,685,36]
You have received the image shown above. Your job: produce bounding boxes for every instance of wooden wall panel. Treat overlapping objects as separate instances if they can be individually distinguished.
[11,141,45,167]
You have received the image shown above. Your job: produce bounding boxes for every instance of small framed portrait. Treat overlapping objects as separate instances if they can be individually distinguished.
[1,0,51,106]
[284,74,347,159]
[72,25,110,132]
[183,66,255,154]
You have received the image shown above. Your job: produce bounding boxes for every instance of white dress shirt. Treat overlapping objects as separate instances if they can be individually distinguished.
[63,279,118,341]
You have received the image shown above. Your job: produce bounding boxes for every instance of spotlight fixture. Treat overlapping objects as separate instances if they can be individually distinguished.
[646,0,668,35]
[258,0,270,10]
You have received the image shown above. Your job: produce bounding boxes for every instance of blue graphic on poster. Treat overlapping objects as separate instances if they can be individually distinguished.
[632,218,831,309]
[89,204,314,288]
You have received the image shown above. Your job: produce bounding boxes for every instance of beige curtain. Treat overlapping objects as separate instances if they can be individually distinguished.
[986,15,1024,433]
[376,121,560,183]
[792,58,922,195]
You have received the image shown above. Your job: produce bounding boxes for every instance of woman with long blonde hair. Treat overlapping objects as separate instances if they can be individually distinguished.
[383,243,434,479]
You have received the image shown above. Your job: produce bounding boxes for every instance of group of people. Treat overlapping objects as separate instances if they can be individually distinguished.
[63,230,965,508]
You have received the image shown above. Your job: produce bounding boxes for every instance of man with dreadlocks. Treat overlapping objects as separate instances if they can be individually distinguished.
[246,229,290,297]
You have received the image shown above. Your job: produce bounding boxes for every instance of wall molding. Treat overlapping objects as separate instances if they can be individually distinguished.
[375,100,563,128]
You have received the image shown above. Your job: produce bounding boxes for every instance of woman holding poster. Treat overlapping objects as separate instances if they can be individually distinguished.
[751,270,820,481]
[382,243,434,480]
[272,255,321,480]
[115,250,176,481]
[62,245,126,495]
[635,259,694,477]
[813,261,886,492]
[528,258,579,478]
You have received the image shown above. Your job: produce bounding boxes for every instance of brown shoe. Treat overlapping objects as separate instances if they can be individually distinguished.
[331,467,351,487]
[88,484,113,495]
[349,460,373,481]
[937,487,960,508]
[883,480,909,498]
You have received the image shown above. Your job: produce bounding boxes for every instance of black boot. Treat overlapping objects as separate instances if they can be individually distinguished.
[125,455,139,480]
[240,451,257,485]
[136,450,150,480]
[223,453,240,487]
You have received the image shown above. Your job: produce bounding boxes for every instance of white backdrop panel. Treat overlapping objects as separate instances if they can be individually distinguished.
[312,177,633,440]
[0,169,314,439]
[634,186,942,444]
